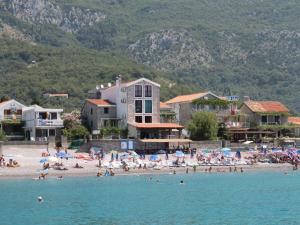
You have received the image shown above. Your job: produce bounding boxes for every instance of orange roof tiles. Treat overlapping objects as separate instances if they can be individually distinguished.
[160,102,171,109]
[288,117,300,125]
[130,123,184,129]
[165,92,209,104]
[244,101,289,113]
[86,99,115,106]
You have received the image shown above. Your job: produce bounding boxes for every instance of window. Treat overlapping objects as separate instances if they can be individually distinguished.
[261,115,267,123]
[135,116,143,123]
[49,129,56,136]
[135,100,143,113]
[90,108,93,115]
[135,85,142,97]
[275,115,280,124]
[50,112,57,120]
[145,116,152,123]
[104,107,109,114]
[104,120,109,127]
[145,85,152,97]
[145,100,152,113]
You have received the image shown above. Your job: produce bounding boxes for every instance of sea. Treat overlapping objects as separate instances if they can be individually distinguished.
[0,171,300,225]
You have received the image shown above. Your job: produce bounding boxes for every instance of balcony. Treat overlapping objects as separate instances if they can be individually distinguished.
[226,121,250,128]
[36,119,64,127]
[3,115,22,120]
[260,122,280,125]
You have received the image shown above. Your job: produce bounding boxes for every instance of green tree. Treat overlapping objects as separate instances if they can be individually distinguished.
[0,129,6,141]
[62,124,89,139]
[187,111,218,140]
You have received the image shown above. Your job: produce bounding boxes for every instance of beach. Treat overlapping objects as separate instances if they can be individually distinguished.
[0,146,295,180]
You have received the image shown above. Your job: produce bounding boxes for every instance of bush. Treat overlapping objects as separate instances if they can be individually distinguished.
[187,111,218,141]
[0,129,6,141]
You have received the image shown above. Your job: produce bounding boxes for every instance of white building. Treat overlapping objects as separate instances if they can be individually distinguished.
[22,105,63,141]
[82,76,184,139]
[0,99,26,121]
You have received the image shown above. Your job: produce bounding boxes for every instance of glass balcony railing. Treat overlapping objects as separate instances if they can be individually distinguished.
[36,119,63,127]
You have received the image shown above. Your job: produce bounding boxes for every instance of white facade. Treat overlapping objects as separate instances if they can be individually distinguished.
[22,105,63,141]
[101,77,160,128]
[0,99,26,121]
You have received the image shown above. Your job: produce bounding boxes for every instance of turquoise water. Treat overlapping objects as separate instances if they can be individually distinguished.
[1,172,300,225]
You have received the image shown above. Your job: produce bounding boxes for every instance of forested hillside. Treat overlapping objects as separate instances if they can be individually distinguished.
[0,0,299,113]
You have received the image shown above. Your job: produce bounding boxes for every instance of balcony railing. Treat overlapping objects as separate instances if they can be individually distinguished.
[36,119,63,127]
[3,115,22,120]
[226,122,250,128]
[260,122,280,125]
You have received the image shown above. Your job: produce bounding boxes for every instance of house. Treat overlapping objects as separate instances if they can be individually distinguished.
[228,100,290,141]
[239,101,289,126]
[22,105,64,141]
[0,99,26,140]
[82,76,184,139]
[43,93,69,98]
[164,91,230,125]
[81,99,117,135]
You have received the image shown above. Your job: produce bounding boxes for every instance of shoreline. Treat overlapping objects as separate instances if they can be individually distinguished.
[0,163,295,180]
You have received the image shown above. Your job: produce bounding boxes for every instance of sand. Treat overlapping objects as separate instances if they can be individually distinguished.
[0,146,294,180]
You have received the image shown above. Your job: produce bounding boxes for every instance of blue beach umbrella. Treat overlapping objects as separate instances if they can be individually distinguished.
[39,158,48,164]
[150,154,159,161]
[175,151,185,158]
[221,148,231,152]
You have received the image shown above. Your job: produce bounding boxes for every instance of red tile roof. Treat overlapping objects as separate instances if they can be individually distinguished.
[160,102,171,109]
[86,99,115,106]
[288,117,300,125]
[130,123,184,129]
[0,100,8,106]
[244,101,289,113]
[165,92,209,104]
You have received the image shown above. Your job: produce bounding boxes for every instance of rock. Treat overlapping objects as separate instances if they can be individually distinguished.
[128,29,213,71]
[3,0,106,33]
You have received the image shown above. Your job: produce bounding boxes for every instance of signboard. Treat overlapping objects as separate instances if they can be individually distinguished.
[227,96,239,101]
[128,140,134,150]
[121,141,128,150]
[92,130,100,135]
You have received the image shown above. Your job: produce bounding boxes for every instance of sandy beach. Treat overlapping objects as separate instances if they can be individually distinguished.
[0,146,295,180]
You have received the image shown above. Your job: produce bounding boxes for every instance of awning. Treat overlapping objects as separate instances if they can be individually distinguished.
[139,138,192,143]
[129,123,184,129]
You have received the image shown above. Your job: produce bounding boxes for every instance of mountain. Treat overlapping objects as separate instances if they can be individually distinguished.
[0,0,299,113]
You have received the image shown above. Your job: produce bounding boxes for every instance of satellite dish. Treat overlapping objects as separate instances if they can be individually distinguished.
[100,84,104,89]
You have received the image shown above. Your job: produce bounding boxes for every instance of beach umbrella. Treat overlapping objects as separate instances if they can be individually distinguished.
[150,154,159,161]
[48,156,58,163]
[242,141,253,145]
[223,151,232,157]
[156,150,166,154]
[175,151,185,158]
[221,148,231,152]
[39,158,48,164]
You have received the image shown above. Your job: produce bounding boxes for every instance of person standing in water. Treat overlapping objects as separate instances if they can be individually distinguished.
[186,168,189,174]
[193,165,196,172]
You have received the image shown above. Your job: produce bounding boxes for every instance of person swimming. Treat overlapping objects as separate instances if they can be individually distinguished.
[180,180,184,185]
[37,196,43,203]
